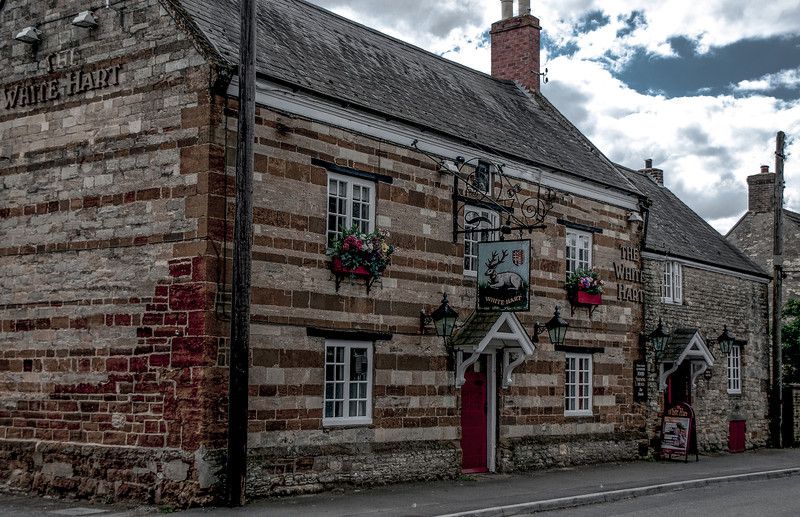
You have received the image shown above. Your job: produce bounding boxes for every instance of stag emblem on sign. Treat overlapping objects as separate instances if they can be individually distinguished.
[477,241,531,312]
[485,250,524,290]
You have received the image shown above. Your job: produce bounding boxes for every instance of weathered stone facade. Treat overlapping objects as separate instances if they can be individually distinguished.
[621,164,771,455]
[238,104,648,494]
[642,260,770,451]
[0,0,229,506]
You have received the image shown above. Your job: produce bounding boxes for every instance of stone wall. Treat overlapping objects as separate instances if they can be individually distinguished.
[0,0,228,505]
[643,260,770,452]
[498,433,646,472]
[231,98,646,493]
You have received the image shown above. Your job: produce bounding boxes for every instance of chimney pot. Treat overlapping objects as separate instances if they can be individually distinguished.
[638,160,664,186]
[500,0,513,19]
[491,1,542,91]
[747,168,775,212]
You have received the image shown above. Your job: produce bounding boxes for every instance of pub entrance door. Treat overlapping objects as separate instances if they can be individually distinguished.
[460,355,494,473]
[667,361,692,407]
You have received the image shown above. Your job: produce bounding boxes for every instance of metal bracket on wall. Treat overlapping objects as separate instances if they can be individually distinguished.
[411,140,555,242]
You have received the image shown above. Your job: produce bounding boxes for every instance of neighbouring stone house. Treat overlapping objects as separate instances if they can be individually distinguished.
[727,164,800,446]
[727,165,800,301]
[620,162,772,453]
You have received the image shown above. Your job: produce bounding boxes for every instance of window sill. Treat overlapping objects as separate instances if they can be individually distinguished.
[322,418,373,428]
[727,390,742,396]
[564,410,593,417]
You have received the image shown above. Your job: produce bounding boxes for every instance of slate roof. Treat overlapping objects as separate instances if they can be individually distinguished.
[171,0,640,196]
[661,328,700,363]
[450,311,501,349]
[618,166,769,278]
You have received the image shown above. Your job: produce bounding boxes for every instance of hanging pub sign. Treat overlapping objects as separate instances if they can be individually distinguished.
[477,240,530,312]
[660,402,698,462]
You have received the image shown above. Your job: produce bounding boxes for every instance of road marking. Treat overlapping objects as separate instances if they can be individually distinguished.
[436,467,800,517]
[49,509,108,516]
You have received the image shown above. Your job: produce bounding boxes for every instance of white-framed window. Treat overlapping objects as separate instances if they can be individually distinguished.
[565,353,592,416]
[323,340,373,426]
[464,206,499,276]
[727,344,741,394]
[662,261,683,304]
[565,229,592,274]
[327,172,376,245]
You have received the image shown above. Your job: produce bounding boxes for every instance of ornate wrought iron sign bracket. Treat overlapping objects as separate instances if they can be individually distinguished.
[412,140,555,242]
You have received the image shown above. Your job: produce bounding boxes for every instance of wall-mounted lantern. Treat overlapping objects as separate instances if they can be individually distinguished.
[713,326,735,355]
[420,294,459,346]
[15,26,41,44]
[72,11,99,29]
[648,318,670,360]
[532,306,569,347]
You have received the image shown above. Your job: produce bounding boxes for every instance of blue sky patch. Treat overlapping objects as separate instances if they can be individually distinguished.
[613,35,800,100]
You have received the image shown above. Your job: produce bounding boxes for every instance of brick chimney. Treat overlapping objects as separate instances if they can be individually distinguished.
[491,0,542,92]
[747,165,775,213]
[638,158,664,186]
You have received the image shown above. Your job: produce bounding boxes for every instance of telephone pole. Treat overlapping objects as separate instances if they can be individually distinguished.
[227,0,256,506]
[770,131,786,448]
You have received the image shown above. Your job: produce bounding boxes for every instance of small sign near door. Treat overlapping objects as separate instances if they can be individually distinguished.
[477,240,530,312]
[634,360,647,402]
[660,402,698,462]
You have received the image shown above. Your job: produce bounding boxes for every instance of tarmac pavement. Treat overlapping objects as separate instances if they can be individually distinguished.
[1,448,799,516]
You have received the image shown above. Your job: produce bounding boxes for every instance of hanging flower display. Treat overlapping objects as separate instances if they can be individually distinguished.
[327,225,396,280]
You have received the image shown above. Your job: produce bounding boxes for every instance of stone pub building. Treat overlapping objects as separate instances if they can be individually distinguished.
[0,0,772,506]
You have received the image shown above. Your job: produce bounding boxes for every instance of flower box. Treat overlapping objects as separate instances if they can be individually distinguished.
[331,257,371,278]
[575,291,602,306]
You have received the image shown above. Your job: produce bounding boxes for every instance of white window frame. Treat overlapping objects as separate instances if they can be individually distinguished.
[564,353,593,416]
[323,340,373,427]
[326,172,376,245]
[727,344,742,394]
[463,206,499,277]
[662,261,683,304]
[565,229,592,274]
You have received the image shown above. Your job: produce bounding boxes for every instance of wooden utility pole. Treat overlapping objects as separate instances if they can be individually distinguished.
[227,0,256,506]
[770,131,786,448]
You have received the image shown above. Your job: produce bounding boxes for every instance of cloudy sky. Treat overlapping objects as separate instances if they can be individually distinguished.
[308,0,800,233]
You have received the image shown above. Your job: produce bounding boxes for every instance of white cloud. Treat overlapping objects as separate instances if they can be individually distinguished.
[543,55,800,232]
[735,68,800,92]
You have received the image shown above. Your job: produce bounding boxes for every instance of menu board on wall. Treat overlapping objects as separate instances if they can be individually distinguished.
[633,360,647,402]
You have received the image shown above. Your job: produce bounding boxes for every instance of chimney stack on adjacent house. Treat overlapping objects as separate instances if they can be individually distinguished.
[639,158,664,186]
[747,165,775,213]
[491,0,542,92]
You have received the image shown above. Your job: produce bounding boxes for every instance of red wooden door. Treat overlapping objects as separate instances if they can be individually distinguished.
[461,369,488,473]
[729,420,746,453]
